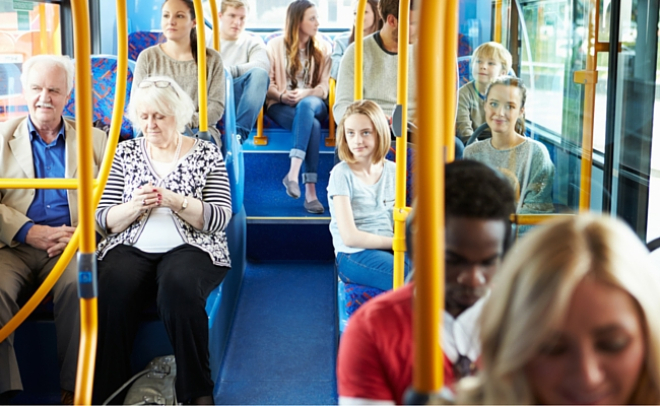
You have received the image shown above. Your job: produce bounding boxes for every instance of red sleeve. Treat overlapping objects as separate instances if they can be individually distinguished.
[337,310,396,402]
[443,352,456,388]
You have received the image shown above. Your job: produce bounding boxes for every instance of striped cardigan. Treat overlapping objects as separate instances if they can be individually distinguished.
[96,138,232,267]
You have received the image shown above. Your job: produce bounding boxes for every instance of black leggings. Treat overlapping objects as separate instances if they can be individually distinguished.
[93,244,229,404]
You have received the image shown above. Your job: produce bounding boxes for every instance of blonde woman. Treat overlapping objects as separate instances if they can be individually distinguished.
[456,215,660,404]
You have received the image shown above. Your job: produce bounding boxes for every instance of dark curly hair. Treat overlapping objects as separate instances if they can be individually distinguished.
[406,160,515,257]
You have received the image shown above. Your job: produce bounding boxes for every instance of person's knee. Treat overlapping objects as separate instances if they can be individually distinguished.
[157,270,200,312]
[245,68,269,89]
[296,96,322,111]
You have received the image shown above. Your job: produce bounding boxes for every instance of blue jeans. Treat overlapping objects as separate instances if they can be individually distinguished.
[266,96,328,184]
[233,68,269,142]
[337,249,412,291]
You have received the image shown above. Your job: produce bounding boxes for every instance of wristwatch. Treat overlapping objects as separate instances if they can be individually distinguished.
[175,197,188,214]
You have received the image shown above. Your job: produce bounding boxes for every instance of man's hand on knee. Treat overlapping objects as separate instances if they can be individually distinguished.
[25,224,76,256]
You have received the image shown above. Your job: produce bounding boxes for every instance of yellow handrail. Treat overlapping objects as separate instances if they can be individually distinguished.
[391,0,410,290]
[0,179,98,189]
[327,78,337,147]
[576,0,604,212]
[209,0,220,52]
[254,108,267,145]
[511,213,574,226]
[354,0,367,100]
[192,0,208,134]
[412,0,456,396]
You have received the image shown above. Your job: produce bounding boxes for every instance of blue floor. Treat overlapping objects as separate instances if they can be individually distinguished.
[214,261,338,404]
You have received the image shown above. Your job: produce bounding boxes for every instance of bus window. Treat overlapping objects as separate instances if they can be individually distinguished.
[0,1,61,121]
[202,0,353,30]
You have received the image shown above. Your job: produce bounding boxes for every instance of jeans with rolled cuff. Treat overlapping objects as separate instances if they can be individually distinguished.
[266,96,328,184]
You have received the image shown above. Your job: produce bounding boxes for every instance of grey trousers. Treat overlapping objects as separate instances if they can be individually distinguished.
[0,244,79,394]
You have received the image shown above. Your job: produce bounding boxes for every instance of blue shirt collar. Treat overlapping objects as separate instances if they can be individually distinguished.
[27,116,66,144]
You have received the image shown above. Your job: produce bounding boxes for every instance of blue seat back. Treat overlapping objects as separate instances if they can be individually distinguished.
[219,67,244,214]
[63,55,135,140]
[128,31,164,61]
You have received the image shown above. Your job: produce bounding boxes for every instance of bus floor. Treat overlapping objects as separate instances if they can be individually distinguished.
[213,260,338,404]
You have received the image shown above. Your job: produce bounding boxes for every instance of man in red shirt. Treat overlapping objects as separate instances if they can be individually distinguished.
[337,160,516,404]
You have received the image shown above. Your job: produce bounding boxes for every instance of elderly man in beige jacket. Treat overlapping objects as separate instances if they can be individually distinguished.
[0,55,106,405]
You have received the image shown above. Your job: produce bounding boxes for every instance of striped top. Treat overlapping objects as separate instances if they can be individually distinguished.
[95,138,232,267]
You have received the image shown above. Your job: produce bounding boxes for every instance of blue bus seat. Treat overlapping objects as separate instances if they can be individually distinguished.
[63,55,136,140]
[128,31,164,61]
[337,279,385,333]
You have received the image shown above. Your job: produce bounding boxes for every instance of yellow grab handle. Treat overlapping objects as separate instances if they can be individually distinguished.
[354,0,367,101]
[192,0,208,132]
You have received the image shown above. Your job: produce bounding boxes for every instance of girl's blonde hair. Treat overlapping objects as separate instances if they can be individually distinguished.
[336,100,391,164]
[456,215,660,405]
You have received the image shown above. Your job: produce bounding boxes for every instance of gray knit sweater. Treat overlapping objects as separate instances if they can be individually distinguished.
[133,45,225,144]
[216,34,270,79]
[464,138,555,214]
[333,32,417,124]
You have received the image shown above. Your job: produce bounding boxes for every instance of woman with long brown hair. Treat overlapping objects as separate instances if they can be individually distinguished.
[133,0,225,145]
[265,0,332,214]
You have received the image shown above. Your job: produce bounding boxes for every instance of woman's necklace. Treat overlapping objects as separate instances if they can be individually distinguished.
[148,135,182,173]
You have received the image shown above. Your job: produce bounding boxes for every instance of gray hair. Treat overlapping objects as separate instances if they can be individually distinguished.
[128,76,195,133]
[20,55,75,95]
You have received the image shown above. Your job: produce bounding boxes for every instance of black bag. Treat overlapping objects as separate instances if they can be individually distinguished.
[103,355,177,405]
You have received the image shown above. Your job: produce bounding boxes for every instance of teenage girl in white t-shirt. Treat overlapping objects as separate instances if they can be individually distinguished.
[328,100,411,291]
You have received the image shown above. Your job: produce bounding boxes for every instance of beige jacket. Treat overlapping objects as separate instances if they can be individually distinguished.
[265,35,331,110]
[0,116,107,248]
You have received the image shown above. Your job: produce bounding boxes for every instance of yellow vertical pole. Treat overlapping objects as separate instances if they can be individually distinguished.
[576,0,602,212]
[192,0,208,134]
[391,0,410,290]
[494,0,502,43]
[354,0,367,100]
[209,0,220,51]
[38,4,50,54]
[411,0,454,397]
[70,0,96,402]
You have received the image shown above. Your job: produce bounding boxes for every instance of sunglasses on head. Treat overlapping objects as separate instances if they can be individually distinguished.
[138,80,173,89]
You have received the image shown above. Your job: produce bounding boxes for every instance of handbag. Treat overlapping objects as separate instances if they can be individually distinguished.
[103,355,178,405]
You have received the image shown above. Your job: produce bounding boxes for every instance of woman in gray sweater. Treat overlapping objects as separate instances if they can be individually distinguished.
[133,0,225,145]
[464,76,554,214]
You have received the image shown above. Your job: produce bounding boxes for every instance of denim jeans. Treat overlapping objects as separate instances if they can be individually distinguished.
[266,96,328,184]
[337,249,412,291]
[233,68,269,142]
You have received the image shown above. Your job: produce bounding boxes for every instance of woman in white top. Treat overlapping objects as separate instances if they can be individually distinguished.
[93,76,232,405]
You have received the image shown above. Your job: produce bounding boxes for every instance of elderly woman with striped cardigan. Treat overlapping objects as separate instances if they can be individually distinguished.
[92,75,231,405]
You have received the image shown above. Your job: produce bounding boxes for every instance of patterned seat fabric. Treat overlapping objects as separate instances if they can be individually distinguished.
[385,143,414,207]
[344,283,385,317]
[458,33,471,57]
[64,56,135,140]
[128,31,164,61]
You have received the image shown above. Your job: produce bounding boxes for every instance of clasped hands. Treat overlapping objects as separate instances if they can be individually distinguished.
[280,89,312,106]
[132,182,184,215]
